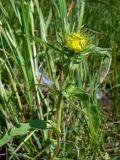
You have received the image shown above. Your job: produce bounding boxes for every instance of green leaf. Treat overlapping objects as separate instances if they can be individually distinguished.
[28,35,61,52]
[58,0,67,21]
[86,105,100,144]
[112,156,120,160]
[0,132,12,147]
[62,84,89,102]
[0,120,52,147]
[46,9,52,32]
[54,158,74,160]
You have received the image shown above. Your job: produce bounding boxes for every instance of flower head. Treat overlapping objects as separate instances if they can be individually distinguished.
[65,33,88,53]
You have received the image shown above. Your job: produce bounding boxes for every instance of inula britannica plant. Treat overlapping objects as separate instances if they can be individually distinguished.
[0,0,116,159]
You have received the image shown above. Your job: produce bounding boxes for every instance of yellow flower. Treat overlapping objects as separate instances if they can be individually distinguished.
[65,33,87,53]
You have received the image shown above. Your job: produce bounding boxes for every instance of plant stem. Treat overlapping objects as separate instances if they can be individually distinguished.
[57,96,63,131]
[51,96,62,160]
[51,68,63,159]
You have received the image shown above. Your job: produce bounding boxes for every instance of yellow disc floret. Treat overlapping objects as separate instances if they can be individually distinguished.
[65,33,87,53]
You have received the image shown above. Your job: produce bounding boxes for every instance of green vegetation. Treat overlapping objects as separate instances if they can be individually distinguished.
[0,0,120,159]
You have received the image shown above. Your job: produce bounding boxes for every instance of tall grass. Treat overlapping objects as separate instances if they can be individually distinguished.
[84,1,120,158]
[0,0,119,159]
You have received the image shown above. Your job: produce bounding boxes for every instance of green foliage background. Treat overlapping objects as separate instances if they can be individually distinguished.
[0,0,120,159]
